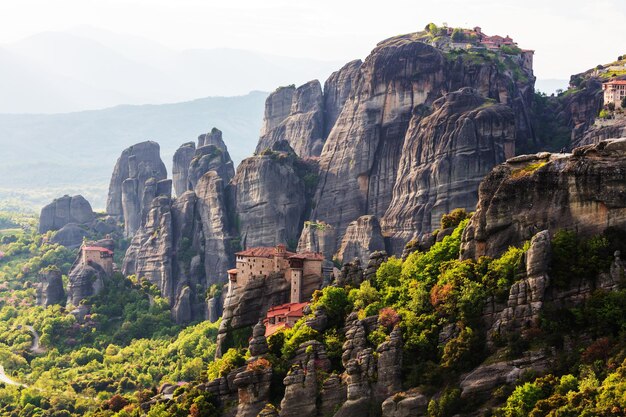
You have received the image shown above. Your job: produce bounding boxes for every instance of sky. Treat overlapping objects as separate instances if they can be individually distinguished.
[0,0,624,80]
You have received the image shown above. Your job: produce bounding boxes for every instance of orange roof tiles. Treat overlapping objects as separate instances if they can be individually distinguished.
[83,246,113,255]
[235,246,296,258]
[605,80,626,85]
[265,302,309,318]
[289,252,324,261]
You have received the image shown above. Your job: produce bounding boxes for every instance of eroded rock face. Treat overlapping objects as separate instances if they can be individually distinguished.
[39,195,94,233]
[50,223,89,248]
[382,88,516,253]
[106,141,167,236]
[336,215,386,264]
[312,35,535,250]
[36,267,66,307]
[188,144,235,191]
[195,172,235,285]
[381,389,429,417]
[574,121,626,149]
[216,272,290,357]
[172,142,195,197]
[297,221,337,261]
[66,262,106,307]
[123,189,212,323]
[233,368,273,417]
[256,81,325,158]
[229,143,308,249]
[461,139,626,260]
[324,59,362,137]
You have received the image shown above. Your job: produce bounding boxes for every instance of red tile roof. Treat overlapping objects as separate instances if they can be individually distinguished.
[83,246,113,255]
[235,247,295,258]
[265,302,309,318]
[605,80,626,85]
[227,269,238,274]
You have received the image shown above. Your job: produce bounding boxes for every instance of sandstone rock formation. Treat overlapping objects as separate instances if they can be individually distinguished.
[311,35,535,251]
[106,141,167,237]
[66,262,106,307]
[188,131,235,190]
[50,223,90,248]
[381,389,429,417]
[39,195,95,233]
[36,267,66,307]
[323,59,362,137]
[461,139,626,259]
[336,215,386,264]
[382,88,516,253]
[296,221,337,261]
[172,142,195,197]
[229,142,308,249]
[256,82,325,158]
[195,172,235,285]
[122,190,211,323]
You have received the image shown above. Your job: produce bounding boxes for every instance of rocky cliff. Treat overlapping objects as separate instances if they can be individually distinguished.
[323,59,362,137]
[336,215,386,264]
[229,142,311,250]
[39,195,95,234]
[461,139,626,259]
[311,34,536,251]
[36,267,66,307]
[382,87,516,253]
[106,141,167,237]
[172,142,195,197]
[256,81,325,158]
[173,128,235,196]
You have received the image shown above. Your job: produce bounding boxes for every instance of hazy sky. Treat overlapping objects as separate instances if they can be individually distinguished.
[0,0,624,80]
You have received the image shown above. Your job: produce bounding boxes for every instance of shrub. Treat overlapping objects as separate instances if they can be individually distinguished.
[378,307,400,330]
[440,208,469,230]
[246,358,271,372]
[207,348,246,379]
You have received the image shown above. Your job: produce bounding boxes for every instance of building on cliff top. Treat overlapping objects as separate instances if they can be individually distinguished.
[80,244,114,276]
[263,302,308,336]
[228,244,323,304]
[603,80,626,106]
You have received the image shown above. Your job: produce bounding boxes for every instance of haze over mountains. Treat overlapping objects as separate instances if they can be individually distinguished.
[0,26,343,114]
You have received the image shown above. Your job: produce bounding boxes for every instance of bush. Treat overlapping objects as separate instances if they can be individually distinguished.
[440,208,469,230]
[207,348,245,379]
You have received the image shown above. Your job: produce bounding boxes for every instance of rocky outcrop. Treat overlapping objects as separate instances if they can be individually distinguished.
[123,189,210,323]
[39,195,94,234]
[36,267,66,307]
[172,142,195,197]
[323,59,362,137]
[461,139,626,259]
[336,215,386,264]
[233,367,273,417]
[230,143,308,249]
[381,389,429,417]
[248,322,269,358]
[460,350,551,400]
[256,82,325,158]
[188,141,235,191]
[375,326,403,402]
[66,262,106,307]
[382,88,516,253]
[296,221,337,262]
[195,172,235,285]
[50,223,89,248]
[216,272,290,356]
[199,127,229,149]
[279,361,318,417]
[574,120,626,148]
[312,35,535,250]
[106,141,167,237]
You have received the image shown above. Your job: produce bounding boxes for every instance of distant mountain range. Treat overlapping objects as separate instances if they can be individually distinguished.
[0,92,267,211]
[0,27,343,114]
